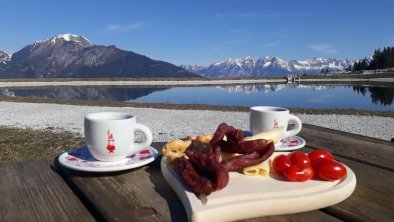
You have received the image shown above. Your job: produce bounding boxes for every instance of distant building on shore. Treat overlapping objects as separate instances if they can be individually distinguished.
[286,74,301,83]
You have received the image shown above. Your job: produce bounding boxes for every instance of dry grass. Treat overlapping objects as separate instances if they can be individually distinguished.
[0,126,84,163]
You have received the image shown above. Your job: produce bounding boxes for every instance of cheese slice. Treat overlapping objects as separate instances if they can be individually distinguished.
[219,152,241,162]
[243,127,283,144]
[243,159,270,176]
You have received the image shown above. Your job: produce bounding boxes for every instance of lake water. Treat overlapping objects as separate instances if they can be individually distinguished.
[1,83,393,111]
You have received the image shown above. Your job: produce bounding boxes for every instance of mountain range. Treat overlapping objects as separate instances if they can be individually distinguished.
[0,34,198,78]
[182,56,355,78]
[0,34,357,79]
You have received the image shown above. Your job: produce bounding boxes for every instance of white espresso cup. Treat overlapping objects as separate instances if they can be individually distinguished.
[250,106,302,140]
[84,112,153,162]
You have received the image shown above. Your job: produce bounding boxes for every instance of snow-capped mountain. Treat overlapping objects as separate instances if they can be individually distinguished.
[0,34,198,78]
[182,56,354,77]
[288,57,353,74]
[202,56,292,77]
[33,33,93,48]
[0,50,11,64]
[180,64,206,73]
[9,34,96,77]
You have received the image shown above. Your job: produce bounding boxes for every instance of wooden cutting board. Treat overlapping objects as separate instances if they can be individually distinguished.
[161,153,356,222]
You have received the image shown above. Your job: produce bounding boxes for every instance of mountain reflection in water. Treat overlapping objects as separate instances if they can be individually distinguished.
[0,84,393,110]
[0,87,169,101]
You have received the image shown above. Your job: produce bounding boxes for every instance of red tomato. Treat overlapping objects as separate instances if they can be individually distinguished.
[288,151,311,166]
[315,159,347,181]
[283,164,314,182]
[308,150,334,168]
[273,155,291,174]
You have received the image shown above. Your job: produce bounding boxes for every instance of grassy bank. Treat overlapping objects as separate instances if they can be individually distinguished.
[0,126,84,163]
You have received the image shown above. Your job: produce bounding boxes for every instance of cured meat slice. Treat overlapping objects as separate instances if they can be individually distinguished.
[174,123,274,196]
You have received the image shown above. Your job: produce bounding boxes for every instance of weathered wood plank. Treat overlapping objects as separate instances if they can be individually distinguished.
[299,124,394,171]
[0,160,94,222]
[59,142,340,222]
[59,155,188,221]
[298,146,394,222]
[241,211,342,222]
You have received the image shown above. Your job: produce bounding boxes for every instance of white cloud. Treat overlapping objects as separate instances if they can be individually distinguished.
[228,29,253,37]
[236,12,289,19]
[105,22,146,32]
[264,41,280,47]
[215,12,309,20]
[223,39,246,45]
[310,44,337,54]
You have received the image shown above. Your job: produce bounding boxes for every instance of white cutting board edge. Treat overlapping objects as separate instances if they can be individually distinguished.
[161,153,357,222]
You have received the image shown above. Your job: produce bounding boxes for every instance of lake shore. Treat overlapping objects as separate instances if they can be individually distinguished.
[1,101,392,142]
[1,77,394,88]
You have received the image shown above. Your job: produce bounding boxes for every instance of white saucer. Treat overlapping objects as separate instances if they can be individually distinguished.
[58,146,158,172]
[275,136,306,151]
[243,131,305,151]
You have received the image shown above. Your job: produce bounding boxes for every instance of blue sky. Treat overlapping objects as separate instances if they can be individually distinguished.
[1,0,393,66]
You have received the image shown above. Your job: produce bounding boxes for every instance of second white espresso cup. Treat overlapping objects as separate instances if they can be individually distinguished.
[84,112,153,162]
[250,106,302,140]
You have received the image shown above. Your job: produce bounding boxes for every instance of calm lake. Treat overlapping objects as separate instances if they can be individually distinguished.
[1,83,393,111]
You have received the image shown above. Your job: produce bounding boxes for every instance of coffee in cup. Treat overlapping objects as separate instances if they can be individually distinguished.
[84,112,153,162]
[249,106,302,140]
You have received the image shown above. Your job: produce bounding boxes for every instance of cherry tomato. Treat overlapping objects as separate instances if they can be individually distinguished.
[315,159,347,181]
[273,155,291,174]
[288,151,311,166]
[283,164,314,182]
[308,150,334,168]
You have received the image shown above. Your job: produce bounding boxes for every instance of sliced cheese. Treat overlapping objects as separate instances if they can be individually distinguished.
[162,139,192,164]
[243,159,270,176]
[219,152,241,162]
[243,127,283,144]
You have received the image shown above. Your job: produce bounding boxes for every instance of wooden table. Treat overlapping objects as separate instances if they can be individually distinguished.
[1,124,393,222]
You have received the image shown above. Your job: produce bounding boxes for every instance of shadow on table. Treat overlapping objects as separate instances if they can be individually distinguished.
[146,155,188,221]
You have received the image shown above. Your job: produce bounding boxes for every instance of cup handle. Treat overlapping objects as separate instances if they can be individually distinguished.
[283,114,302,138]
[130,123,153,154]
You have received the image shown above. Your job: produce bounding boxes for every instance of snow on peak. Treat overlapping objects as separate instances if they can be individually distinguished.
[33,34,93,47]
[56,33,77,41]
[243,55,258,61]
[0,50,11,63]
[183,55,355,77]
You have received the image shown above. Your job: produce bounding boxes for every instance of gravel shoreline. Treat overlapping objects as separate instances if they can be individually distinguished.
[1,101,392,141]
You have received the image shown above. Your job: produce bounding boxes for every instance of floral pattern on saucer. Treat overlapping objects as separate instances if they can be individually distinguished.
[275,136,306,151]
[59,147,158,172]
